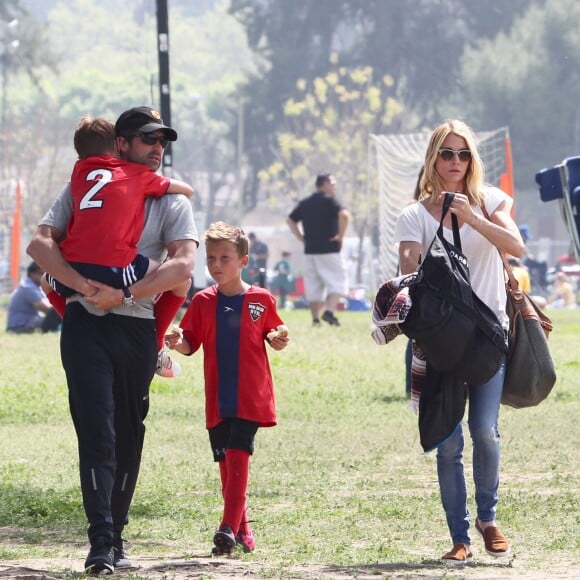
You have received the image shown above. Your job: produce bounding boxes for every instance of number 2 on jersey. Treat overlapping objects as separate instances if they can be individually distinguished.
[79,168,113,210]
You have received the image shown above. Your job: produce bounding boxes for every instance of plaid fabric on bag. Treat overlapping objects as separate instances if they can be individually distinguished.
[371,273,417,345]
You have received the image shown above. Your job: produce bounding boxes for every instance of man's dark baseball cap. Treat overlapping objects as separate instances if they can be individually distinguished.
[115,106,177,141]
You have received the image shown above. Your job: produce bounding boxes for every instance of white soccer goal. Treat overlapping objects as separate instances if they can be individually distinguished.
[371,127,512,282]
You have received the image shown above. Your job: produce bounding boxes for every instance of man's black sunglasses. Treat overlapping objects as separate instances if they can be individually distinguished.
[133,132,169,148]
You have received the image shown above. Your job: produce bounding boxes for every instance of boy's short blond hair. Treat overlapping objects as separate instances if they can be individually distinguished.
[74,115,116,159]
[204,221,249,257]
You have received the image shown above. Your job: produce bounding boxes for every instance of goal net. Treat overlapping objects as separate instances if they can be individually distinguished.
[371,127,513,281]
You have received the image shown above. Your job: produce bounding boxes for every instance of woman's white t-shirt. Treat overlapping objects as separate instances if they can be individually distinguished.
[393,187,509,329]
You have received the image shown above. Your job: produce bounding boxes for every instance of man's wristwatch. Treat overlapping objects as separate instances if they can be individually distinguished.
[122,287,135,307]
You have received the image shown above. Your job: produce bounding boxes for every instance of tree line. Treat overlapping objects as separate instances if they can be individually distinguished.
[1,0,578,238]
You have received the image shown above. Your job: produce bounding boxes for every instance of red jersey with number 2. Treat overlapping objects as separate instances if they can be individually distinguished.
[60,155,171,267]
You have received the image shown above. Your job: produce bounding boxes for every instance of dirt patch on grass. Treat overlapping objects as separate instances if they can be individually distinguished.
[0,554,576,579]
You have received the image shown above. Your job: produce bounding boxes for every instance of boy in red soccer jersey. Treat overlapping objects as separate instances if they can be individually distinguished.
[165,221,289,554]
[45,114,194,377]
[48,115,192,295]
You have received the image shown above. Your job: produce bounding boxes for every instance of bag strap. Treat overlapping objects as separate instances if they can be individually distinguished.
[439,192,462,250]
[479,205,520,292]
[480,204,553,336]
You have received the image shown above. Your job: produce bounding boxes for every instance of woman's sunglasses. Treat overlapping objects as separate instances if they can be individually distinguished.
[438,148,472,162]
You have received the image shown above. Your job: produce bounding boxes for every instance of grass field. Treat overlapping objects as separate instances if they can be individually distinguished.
[0,306,578,579]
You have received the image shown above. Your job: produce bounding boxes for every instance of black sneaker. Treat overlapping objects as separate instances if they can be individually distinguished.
[322,310,340,326]
[113,536,132,569]
[312,318,321,327]
[212,524,236,556]
[84,537,114,575]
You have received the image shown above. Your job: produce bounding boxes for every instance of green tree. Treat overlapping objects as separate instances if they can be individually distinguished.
[336,0,539,119]
[259,58,403,283]
[5,0,254,229]
[0,0,59,238]
[229,0,347,212]
[1,0,57,157]
[229,0,540,212]
[169,1,256,224]
[460,0,580,195]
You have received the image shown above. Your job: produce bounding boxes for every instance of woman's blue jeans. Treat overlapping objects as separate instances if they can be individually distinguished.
[436,356,506,545]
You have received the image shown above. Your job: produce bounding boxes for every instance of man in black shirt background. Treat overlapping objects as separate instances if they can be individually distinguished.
[287,173,350,326]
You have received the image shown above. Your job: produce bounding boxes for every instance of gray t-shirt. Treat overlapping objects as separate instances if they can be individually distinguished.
[40,184,199,319]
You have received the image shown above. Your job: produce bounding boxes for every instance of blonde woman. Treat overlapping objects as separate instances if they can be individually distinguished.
[394,120,524,564]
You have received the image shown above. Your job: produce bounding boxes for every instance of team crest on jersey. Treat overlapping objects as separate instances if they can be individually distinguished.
[248,302,265,322]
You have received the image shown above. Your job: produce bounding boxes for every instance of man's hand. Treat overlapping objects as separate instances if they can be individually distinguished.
[129,239,196,300]
[329,234,343,247]
[286,218,305,243]
[84,280,123,311]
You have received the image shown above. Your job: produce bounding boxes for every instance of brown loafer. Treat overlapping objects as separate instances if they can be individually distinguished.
[475,519,511,557]
[441,543,473,565]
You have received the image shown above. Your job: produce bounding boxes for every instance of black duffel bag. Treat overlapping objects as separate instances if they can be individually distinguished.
[400,193,507,385]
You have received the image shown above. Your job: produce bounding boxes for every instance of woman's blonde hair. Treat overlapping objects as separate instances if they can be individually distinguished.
[419,119,486,206]
[204,221,249,257]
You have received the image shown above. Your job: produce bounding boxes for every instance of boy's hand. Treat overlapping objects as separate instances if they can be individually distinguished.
[268,334,289,351]
[267,324,288,341]
[164,325,183,350]
[267,325,289,351]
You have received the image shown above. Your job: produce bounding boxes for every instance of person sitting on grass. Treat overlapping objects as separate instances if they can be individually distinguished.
[6,261,61,334]
[547,272,577,309]
[165,221,289,555]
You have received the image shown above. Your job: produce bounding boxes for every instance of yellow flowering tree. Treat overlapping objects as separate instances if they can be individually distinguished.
[259,56,403,283]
